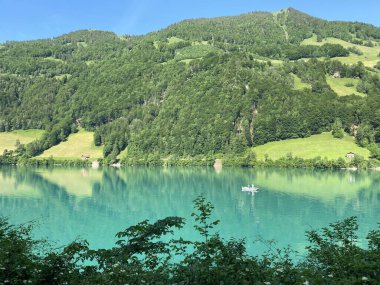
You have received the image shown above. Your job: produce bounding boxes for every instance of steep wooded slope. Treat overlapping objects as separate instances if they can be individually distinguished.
[0,8,379,162]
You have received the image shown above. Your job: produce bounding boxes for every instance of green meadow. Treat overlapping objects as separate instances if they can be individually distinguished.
[251,132,370,161]
[301,35,380,68]
[326,76,366,97]
[292,73,311,90]
[0,130,44,154]
[174,44,221,61]
[167,36,185,44]
[38,128,103,160]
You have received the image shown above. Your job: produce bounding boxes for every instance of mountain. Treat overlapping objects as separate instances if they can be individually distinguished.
[0,8,379,162]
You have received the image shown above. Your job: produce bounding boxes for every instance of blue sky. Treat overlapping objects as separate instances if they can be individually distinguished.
[0,0,379,43]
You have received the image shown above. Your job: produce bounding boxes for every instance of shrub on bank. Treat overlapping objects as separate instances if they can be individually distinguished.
[1,197,380,284]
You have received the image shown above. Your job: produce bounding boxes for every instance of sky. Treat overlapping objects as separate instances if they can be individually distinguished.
[0,0,379,43]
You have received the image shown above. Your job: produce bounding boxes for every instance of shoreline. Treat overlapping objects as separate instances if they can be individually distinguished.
[1,156,380,170]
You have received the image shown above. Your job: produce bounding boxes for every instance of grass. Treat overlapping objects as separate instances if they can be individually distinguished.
[292,73,311,90]
[326,76,366,97]
[272,9,289,41]
[174,45,221,61]
[255,58,284,66]
[77,42,88,48]
[301,35,380,68]
[192,40,210,46]
[0,130,44,153]
[85,60,96,66]
[0,72,21,78]
[268,59,285,66]
[251,132,370,161]
[179,59,197,64]
[44,56,64,63]
[54,74,72,81]
[154,37,186,49]
[167,37,185,44]
[38,128,103,160]
[118,147,128,160]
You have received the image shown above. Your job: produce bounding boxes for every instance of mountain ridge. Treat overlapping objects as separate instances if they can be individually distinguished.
[0,8,379,163]
[1,8,379,45]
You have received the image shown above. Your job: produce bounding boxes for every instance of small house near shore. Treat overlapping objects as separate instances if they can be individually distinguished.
[81,155,90,161]
[346,152,355,159]
[333,71,341,78]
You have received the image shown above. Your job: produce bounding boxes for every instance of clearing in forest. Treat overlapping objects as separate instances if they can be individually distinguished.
[38,128,103,160]
[0,130,44,154]
[292,74,311,90]
[251,132,370,161]
[326,76,366,97]
[301,35,380,68]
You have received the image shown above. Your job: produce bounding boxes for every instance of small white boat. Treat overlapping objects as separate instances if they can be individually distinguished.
[242,184,259,193]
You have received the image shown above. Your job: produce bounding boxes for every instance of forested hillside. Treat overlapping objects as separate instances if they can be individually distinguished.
[1,8,380,163]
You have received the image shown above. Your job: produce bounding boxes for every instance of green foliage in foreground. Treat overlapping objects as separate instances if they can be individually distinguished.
[1,197,380,284]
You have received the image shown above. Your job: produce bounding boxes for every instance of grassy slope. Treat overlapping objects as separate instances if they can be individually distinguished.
[118,147,128,160]
[44,56,64,63]
[178,59,196,64]
[268,59,284,65]
[167,36,185,44]
[38,128,103,160]
[255,59,284,66]
[326,76,366,97]
[157,37,222,64]
[174,44,221,61]
[292,73,311,90]
[251,132,370,160]
[301,35,380,67]
[0,130,44,153]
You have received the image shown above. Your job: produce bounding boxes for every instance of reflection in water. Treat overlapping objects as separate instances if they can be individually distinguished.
[0,166,380,255]
[38,168,102,197]
[213,159,222,174]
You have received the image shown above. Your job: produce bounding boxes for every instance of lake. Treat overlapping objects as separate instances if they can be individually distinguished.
[1,166,380,258]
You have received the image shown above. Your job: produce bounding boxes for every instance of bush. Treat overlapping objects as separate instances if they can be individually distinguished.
[303,217,380,282]
[368,143,380,159]
[332,128,344,139]
[2,197,380,284]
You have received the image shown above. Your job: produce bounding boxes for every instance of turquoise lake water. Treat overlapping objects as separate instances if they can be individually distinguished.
[1,166,380,257]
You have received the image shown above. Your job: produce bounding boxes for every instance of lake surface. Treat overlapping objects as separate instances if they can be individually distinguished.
[1,166,380,257]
